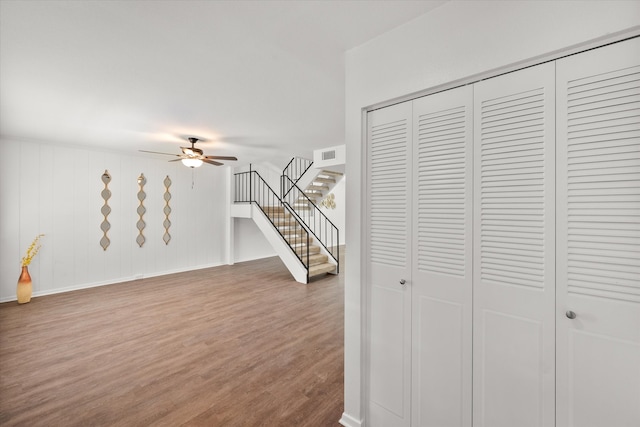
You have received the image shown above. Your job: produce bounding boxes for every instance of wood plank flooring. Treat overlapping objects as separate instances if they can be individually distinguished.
[0,255,344,426]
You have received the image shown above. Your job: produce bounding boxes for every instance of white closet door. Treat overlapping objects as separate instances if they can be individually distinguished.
[556,37,640,427]
[411,86,473,427]
[473,62,556,427]
[367,101,412,427]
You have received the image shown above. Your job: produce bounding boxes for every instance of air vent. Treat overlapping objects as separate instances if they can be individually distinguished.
[322,150,336,161]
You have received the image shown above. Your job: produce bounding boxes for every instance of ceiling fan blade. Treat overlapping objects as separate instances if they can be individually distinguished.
[139,150,181,157]
[204,155,238,161]
[168,158,184,162]
[203,159,224,166]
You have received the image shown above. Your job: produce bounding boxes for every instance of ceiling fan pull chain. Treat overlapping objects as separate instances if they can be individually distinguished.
[192,168,195,190]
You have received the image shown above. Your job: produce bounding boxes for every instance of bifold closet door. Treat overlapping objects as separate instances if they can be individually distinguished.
[411,86,473,427]
[367,101,412,427]
[556,37,640,427]
[473,62,556,427]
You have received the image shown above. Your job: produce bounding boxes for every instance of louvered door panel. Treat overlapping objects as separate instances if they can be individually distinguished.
[480,86,546,289]
[367,101,412,427]
[556,37,640,427]
[370,120,409,267]
[415,105,466,277]
[411,86,473,427]
[473,62,556,427]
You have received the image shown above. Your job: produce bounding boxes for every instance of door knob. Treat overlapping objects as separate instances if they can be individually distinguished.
[399,279,406,285]
[566,310,577,319]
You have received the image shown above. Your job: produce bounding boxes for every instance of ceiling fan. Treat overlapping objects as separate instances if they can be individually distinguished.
[140,137,238,168]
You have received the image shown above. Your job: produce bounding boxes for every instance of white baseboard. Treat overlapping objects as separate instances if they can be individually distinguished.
[0,262,223,303]
[339,412,363,427]
[232,253,278,264]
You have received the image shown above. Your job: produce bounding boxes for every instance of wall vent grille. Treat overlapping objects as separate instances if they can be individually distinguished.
[322,150,336,161]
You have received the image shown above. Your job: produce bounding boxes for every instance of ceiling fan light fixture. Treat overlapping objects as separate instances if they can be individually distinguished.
[181,158,203,168]
[139,136,236,167]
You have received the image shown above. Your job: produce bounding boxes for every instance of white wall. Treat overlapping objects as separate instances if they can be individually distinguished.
[343,1,640,425]
[234,161,285,192]
[0,138,228,302]
[230,161,284,262]
[233,218,276,263]
[313,144,346,169]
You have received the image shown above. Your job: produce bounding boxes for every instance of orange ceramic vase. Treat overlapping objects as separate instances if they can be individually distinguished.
[17,266,32,304]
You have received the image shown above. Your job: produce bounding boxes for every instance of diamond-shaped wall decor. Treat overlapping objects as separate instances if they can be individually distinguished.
[136,173,146,247]
[100,170,112,250]
[163,175,172,245]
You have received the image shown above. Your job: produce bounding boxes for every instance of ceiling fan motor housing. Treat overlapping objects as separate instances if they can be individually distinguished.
[183,137,203,156]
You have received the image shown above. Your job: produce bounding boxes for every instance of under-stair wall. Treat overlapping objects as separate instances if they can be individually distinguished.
[233,218,275,263]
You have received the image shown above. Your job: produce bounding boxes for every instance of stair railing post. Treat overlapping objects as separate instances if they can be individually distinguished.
[249,163,253,203]
[337,229,340,273]
[307,231,310,283]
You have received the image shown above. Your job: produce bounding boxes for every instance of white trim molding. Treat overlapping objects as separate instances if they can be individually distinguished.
[340,412,364,427]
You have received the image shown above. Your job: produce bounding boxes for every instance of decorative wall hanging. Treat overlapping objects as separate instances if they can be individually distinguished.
[100,170,112,250]
[320,193,336,210]
[163,175,172,245]
[136,173,147,247]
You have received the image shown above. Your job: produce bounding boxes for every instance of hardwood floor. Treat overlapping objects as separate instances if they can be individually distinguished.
[0,255,344,426]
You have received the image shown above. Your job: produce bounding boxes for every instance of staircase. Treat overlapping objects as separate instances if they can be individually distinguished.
[262,206,337,277]
[232,166,338,284]
[281,160,341,276]
[300,170,344,208]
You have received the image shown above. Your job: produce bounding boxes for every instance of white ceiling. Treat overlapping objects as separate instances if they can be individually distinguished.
[0,0,446,166]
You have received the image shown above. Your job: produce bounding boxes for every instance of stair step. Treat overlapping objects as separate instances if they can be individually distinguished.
[281,230,305,239]
[307,184,329,191]
[267,212,292,219]
[307,253,328,266]
[308,262,337,277]
[265,212,293,220]
[269,217,293,223]
[313,177,336,185]
[293,245,320,256]
[271,217,297,226]
[277,223,302,230]
[289,239,315,248]
[320,170,344,177]
[291,201,311,209]
[262,206,285,212]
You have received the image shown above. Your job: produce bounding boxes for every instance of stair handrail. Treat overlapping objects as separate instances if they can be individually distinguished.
[280,174,339,272]
[282,157,313,197]
[234,170,310,279]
